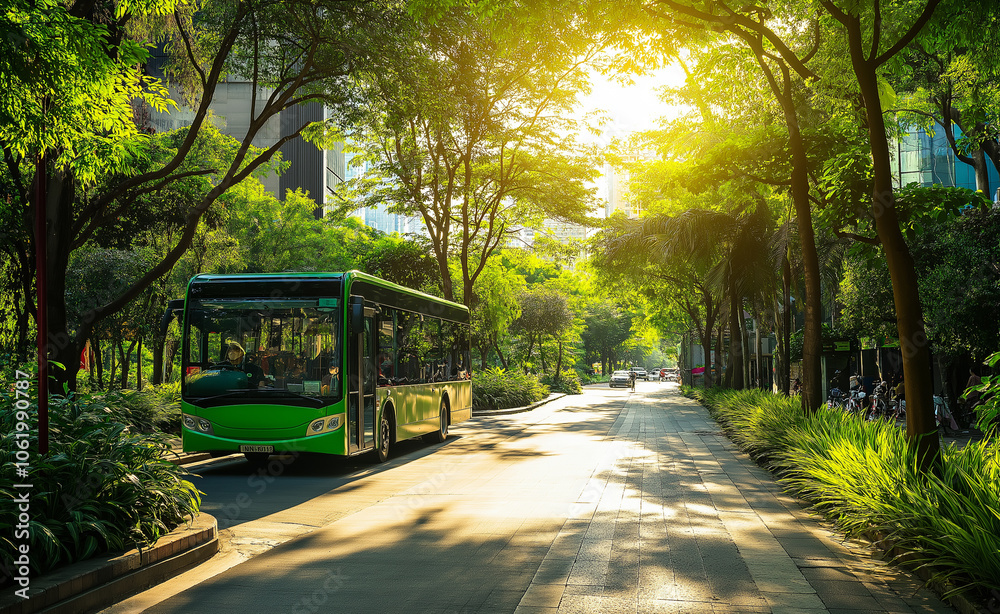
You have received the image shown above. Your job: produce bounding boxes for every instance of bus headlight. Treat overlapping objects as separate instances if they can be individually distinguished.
[183,414,214,434]
[305,413,344,436]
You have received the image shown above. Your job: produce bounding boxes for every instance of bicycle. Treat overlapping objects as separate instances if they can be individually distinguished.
[844,388,867,415]
[827,386,845,409]
[933,394,961,432]
[867,379,892,421]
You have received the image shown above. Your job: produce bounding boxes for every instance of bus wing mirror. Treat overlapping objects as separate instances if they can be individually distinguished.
[349,296,364,333]
[160,299,185,336]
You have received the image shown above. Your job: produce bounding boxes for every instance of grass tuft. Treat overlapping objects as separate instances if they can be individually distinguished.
[689,387,1000,600]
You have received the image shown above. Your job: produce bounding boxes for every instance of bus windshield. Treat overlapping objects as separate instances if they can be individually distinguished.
[183,298,342,402]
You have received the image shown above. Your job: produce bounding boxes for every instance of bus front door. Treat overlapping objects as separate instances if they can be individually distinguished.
[348,297,377,454]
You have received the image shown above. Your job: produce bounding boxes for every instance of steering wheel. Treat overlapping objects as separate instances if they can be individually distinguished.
[209,362,240,371]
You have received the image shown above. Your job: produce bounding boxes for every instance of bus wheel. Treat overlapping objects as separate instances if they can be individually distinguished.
[375,408,392,463]
[428,401,448,444]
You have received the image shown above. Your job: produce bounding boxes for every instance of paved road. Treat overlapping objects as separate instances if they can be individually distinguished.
[104,383,954,613]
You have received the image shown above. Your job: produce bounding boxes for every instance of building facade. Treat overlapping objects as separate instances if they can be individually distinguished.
[893,127,1000,201]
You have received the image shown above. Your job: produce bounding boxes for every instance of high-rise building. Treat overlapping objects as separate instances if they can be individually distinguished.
[892,127,1000,200]
[337,150,423,234]
[144,50,345,217]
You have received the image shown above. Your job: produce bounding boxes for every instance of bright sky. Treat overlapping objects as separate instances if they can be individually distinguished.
[577,63,689,145]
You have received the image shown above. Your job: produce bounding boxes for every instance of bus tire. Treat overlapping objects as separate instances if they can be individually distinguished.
[375,406,393,463]
[428,400,449,444]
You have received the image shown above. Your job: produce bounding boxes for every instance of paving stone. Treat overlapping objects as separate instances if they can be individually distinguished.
[126,386,960,614]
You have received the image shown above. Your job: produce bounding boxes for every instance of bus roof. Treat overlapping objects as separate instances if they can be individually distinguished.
[188,271,469,319]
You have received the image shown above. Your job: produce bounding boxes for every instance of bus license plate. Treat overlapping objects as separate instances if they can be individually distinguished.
[240,445,274,453]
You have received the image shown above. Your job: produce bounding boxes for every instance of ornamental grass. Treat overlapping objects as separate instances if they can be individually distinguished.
[472,366,549,411]
[690,387,1000,600]
[1,389,201,578]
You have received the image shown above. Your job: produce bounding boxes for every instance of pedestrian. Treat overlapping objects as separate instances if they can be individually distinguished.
[791,378,801,396]
[965,367,983,411]
[629,370,636,391]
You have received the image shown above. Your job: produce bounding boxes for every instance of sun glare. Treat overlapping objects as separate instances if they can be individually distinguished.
[579,60,690,142]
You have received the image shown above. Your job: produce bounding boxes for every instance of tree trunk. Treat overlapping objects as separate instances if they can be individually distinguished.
[781,252,792,394]
[746,49,824,410]
[728,280,744,389]
[493,341,508,369]
[848,21,939,468]
[136,337,143,391]
[108,342,117,390]
[524,336,535,374]
[714,323,723,388]
[164,336,178,382]
[151,333,164,386]
[554,339,563,383]
[118,340,128,390]
[478,342,489,370]
[94,338,104,389]
[755,317,762,389]
[44,167,81,394]
[972,149,991,195]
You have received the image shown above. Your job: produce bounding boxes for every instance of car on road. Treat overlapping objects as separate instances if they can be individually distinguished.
[629,367,648,381]
[609,370,632,388]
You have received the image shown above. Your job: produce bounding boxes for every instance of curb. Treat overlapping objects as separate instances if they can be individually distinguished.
[0,514,219,614]
[472,392,566,416]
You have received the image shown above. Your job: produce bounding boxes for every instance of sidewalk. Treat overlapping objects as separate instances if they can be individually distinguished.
[125,385,969,613]
[8,386,976,613]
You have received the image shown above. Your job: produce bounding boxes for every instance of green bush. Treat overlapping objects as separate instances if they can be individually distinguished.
[964,350,1000,436]
[473,367,549,410]
[690,387,1000,601]
[113,383,182,434]
[1,388,201,578]
[540,370,582,394]
[577,371,604,385]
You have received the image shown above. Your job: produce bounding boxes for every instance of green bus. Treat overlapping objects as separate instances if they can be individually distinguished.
[178,271,472,464]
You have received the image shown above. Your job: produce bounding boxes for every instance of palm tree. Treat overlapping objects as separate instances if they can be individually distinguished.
[603,197,778,390]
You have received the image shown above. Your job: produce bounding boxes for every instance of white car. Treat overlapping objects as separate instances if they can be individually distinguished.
[609,370,632,388]
[629,367,648,381]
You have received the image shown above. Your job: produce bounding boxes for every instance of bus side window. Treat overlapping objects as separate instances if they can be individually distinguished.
[427,318,447,382]
[378,308,396,385]
[397,311,421,383]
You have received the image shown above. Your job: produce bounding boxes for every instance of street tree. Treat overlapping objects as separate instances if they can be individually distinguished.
[3,0,410,391]
[345,6,600,307]
[513,287,574,376]
[579,297,640,377]
[469,259,524,369]
[617,3,827,410]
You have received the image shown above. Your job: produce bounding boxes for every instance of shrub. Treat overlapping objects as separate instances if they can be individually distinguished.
[965,350,1000,436]
[114,383,182,434]
[0,388,201,578]
[690,387,1000,601]
[473,367,549,410]
[540,370,582,395]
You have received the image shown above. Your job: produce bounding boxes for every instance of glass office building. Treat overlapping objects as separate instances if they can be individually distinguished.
[893,127,999,200]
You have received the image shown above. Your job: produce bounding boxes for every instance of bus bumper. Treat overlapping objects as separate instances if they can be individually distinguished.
[182,428,347,456]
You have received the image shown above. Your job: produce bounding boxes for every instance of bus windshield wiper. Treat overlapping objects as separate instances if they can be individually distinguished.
[257,388,325,405]
[192,389,256,403]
